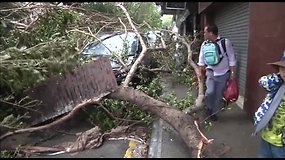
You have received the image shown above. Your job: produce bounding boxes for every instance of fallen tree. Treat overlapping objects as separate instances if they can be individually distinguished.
[0,3,230,158]
[114,5,210,157]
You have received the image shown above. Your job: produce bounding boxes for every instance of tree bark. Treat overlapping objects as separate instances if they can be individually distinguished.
[181,38,204,108]
[108,86,211,157]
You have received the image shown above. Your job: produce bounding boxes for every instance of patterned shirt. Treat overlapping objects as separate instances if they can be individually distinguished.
[254,73,283,126]
[261,96,285,146]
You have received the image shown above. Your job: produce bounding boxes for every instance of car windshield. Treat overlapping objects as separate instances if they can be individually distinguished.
[82,32,138,57]
[82,32,139,69]
[145,31,162,47]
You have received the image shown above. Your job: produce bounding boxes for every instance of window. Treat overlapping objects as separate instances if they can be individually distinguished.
[165,2,187,10]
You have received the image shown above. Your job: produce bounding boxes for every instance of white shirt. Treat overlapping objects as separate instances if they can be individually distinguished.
[197,36,237,76]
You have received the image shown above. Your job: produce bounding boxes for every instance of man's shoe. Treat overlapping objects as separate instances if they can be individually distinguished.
[203,109,211,118]
[205,108,212,116]
[210,115,218,121]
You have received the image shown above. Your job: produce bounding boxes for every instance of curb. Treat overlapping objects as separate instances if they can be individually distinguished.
[147,118,163,158]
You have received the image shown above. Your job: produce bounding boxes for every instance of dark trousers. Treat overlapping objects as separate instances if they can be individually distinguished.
[258,138,285,158]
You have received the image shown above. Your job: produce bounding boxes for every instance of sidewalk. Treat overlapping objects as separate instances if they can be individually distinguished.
[148,73,260,158]
[148,103,260,158]
[148,118,192,158]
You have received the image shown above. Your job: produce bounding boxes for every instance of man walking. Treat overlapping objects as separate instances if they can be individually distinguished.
[197,24,237,121]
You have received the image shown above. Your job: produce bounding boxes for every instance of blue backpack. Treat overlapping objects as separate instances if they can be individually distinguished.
[202,38,227,66]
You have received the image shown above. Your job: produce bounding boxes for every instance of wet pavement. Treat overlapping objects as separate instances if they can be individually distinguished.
[34,139,130,158]
[147,73,260,158]
[148,118,192,158]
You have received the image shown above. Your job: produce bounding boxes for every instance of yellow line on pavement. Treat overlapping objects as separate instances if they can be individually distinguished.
[124,139,137,158]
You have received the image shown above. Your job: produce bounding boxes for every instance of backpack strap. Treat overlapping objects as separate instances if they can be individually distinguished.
[217,38,227,56]
[221,38,227,56]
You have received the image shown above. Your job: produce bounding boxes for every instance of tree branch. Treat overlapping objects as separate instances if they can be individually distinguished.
[0,99,41,113]
[181,37,205,108]
[0,97,102,142]
[95,103,142,123]
[116,4,148,87]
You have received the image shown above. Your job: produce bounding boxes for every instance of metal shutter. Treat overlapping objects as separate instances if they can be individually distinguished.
[214,2,249,96]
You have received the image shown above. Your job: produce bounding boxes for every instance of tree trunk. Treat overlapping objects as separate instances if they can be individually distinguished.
[108,86,209,157]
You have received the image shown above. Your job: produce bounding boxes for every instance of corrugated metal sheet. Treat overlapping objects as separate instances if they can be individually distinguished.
[26,57,118,126]
[214,2,249,96]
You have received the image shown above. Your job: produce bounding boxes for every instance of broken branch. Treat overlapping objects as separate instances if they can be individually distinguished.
[0,97,102,142]
[116,4,148,87]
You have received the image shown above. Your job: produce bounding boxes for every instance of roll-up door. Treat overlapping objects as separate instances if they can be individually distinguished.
[214,2,249,97]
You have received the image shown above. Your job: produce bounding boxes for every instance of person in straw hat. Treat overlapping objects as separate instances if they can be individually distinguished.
[253,51,285,158]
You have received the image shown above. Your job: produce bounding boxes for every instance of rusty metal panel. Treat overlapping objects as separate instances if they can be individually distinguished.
[26,57,118,126]
[198,2,213,14]
[244,2,285,117]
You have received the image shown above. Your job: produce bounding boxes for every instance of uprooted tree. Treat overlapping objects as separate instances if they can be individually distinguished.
[0,2,228,158]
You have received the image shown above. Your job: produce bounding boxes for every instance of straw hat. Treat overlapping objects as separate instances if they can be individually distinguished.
[268,51,285,69]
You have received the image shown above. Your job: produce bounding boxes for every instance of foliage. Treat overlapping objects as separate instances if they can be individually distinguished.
[1,9,79,50]
[0,7,85,95]
[0,3,192,158]
[81,2,120,15]
[0,7,90,129]
[82,2,162,30]
[190,31,204,54]
[0,149,20,158]
[1,38,86,94]
[172,70,197,88]
[160,90,194,111]
[136,77,162,99]
[0,2,197,145]
[1,114,25,129]
[28,9,78,44]
[161,15,173,28]
[125,2,162,29]
[151,46,177,70]
[84,77,162,131]
[150,33,198,88]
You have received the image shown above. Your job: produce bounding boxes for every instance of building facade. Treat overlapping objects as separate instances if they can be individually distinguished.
[158,2,285,118]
